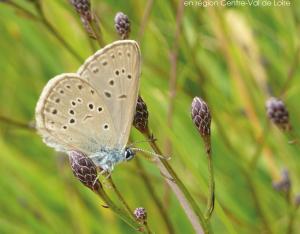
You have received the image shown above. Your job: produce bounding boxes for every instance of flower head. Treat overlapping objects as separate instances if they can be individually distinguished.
[191,97,211,149]
[70,0,92,22]
[133,96,149,133]
[69,150,101,191]
[114,12,131,39]
[134,207,147,223]
[266,97,291,131]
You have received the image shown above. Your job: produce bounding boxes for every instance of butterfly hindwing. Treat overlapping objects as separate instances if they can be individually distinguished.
[77,40,141,148]
[35,73,117,155]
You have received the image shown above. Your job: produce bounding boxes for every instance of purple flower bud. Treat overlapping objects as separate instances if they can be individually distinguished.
[266,97,291,131]
[134,207,147,223]
[69,150,101,191]
[191,97,211,140]
[114,12,131,39]
[133,96,149,133]
[70,0,92,22]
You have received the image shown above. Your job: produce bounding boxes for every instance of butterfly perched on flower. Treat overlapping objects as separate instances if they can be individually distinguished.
[35,40,141,172]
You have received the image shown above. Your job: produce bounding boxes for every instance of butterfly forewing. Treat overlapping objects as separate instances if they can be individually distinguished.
[35,74,117,155]
[77,40,141,148]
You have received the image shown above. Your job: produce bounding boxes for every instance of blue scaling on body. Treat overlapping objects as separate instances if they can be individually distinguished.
[89,146,135,172]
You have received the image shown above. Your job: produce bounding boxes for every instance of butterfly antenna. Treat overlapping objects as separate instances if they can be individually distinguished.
[131,147,171,160]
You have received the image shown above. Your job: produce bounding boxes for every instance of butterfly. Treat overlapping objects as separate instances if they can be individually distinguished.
[35,40,141,172]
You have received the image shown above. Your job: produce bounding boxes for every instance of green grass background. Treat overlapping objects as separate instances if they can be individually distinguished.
[0,0,300,233]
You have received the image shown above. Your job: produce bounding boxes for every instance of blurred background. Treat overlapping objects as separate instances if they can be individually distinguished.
[0,0,299,233]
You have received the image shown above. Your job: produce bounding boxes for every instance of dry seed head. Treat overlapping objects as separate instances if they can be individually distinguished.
[134,207,147,223]
[133,96,149,133]
[69,150,101,191]
[191,97,211,140]
[266,97,291,131]
[70,0,92,22]
[114,12,131,39]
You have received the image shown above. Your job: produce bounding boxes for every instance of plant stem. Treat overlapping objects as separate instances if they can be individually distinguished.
[244,170,272,234]
[144,221,152,234]
[135,158,175,234]
[33,1,84,63]
[88,14,105,48]
[204,142,215,220]
[249,122,270,169]
[143,128,209,234]
[103,175,152,233]
[0,115,35,131]
[95,186,144,232]
[107,176,134,218]
[4,0,83,63]
[286,206,299,234]
[41,18,83,63]
[213,116,273,233]
[137,0,154,42]
[165,0,184,156]
[279,46,300,98]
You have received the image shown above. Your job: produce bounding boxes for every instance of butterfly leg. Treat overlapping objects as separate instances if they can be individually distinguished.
[148,133,157,143]
[92,173,101,187]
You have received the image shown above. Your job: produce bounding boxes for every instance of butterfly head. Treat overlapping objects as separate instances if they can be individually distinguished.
[124,147,135,161]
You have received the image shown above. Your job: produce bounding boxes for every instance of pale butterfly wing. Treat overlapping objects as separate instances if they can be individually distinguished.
[35,73,117,155]
[77,40,141,148]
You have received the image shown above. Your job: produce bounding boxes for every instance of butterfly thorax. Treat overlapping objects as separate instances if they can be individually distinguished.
[90,147,126,172]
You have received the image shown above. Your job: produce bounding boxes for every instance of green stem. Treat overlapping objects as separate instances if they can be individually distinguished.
[249,122,270,169]
[144,221,152,234]
[204,142,215,220]
[135,158,175,234]
[107,177,134,218]
[103,175,152,233]
[244,170,272,234]
[95,186,144,232]
[279,46,300,98]
[286,206,299,234]
[41,18,84,63]
[4,0,83,63]
[88,15,104,48]
[143,128,209,234]
[0,115,35,131]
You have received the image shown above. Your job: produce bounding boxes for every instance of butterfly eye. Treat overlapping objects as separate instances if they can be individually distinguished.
[124,148,135,161]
